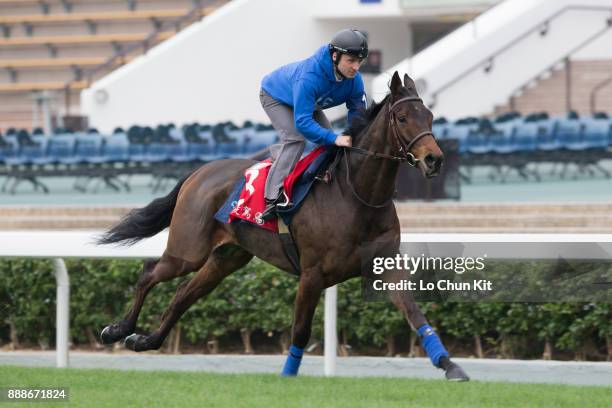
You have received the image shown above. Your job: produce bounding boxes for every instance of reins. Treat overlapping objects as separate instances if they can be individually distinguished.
[341,96,435,208]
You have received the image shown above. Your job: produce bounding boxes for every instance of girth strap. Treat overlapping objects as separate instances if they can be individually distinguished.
[278,217,301,275]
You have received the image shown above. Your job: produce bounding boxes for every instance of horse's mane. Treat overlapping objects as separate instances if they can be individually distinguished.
[344,94,390,139]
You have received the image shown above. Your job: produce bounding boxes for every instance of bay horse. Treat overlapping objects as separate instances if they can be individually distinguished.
[98,72,469,381]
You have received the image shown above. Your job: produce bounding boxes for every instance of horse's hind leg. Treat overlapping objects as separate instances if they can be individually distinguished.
[100,253,198,344]
[390,291,470,381]
[124,244,253,352]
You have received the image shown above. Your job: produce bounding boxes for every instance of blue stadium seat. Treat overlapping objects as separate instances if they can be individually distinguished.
[146,142,171,162]
[536,118,561,151]
[1,135,19,159]
[74,133,106,164]
[0,137,8,165]
[104,133,130,163]
[215,142,239,158]
[21,135,52,165]
[489,133,518,154]
[3,136,28,166]
[581,118,611,150]
[128,142,148,162]
[447,122,479,154]
[179,124,215,161]
[198,126,213,143]
[246,128,278,154]
[513,121,538,152]
[494,120,518,138]
[432,117,451,139]
[432,122,450,139]
[227,126,251,145]
[1,134,51,194]
[465,131,493,155]
[192,141,217,162]
[555,118,584,151]
[46,134,78,165]
[169,126,184,142]
[167,141,193,163]
[1,132,46,166]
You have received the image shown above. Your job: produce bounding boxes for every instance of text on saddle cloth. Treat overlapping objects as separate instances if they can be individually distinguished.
[220,146,329,232]
[229,160,277,232]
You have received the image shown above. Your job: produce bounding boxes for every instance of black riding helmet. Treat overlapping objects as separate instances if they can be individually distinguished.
[329,29,369,60]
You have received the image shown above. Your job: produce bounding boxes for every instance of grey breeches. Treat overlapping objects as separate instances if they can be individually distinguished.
[260,89,332,201]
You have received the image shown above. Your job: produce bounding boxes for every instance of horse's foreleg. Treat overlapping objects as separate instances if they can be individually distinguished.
[101,254,195,344]
[124,245,253,352]
[281,272,324,376]
[389,290,469,381]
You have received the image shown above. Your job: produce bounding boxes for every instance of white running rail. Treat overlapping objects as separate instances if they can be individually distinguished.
[1,231,611,374]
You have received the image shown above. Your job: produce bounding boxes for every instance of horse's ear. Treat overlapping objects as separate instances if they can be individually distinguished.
[403,73,416,90]
[390,71,402,95]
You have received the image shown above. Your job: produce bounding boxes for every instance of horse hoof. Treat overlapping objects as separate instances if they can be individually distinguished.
[445,361,470,382]
[124,333,147,352]
[100,324,126,345]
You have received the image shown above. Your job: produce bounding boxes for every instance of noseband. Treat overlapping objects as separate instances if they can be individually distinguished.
[345,95,435,167]
[342,95,436,208]
[387,96,435,167]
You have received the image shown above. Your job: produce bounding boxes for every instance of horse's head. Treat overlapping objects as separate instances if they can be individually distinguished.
[388,71,443,178]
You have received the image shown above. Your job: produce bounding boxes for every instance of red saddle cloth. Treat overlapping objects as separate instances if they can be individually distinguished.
[228,146,326,232]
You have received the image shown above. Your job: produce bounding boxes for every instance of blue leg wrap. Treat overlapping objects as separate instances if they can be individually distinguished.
[418,324,449,367]
[281,345,304,376]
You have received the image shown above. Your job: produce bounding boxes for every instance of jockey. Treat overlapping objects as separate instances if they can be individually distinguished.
[259,28,369,220]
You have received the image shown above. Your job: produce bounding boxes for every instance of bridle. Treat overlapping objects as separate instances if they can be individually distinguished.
[342,95,436,208]
[345,96,435,166]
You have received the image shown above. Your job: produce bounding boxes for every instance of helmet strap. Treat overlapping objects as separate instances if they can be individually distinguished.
[332,52,347,80]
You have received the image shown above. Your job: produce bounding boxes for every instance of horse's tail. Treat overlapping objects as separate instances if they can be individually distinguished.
[97,171,194,246]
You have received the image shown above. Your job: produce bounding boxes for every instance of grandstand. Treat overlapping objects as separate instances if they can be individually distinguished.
[0,0,226,132]
[496,60,612,116]
[0,111,610,196]
[1,0,611,202]
[434,110,612,183]
[1,0,611,131]
[0,121,278,194]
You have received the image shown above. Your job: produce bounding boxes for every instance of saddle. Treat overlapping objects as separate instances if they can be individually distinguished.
[214,146,339,274]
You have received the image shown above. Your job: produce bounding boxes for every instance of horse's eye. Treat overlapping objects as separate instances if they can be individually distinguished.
[398,116,407,123]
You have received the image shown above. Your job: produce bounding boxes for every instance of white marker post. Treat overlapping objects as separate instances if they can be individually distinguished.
[324,285,337,376]
[53,258,70,368]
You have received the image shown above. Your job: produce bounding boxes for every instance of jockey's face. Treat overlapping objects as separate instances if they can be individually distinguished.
[333,53,364,79]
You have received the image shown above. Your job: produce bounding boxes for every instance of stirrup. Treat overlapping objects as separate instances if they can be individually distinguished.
[276,191,291,208]
[260,191,291,221]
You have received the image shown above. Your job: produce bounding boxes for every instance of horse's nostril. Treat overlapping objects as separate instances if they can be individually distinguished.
[425,154,443,174]
[425,154,437,166]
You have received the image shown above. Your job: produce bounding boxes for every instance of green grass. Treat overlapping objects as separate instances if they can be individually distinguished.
[0,365,610,408]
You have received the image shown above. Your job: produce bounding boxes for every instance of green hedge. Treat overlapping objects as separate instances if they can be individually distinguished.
[0,258,609,360]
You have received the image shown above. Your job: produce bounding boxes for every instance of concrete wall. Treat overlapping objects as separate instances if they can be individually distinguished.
[311,0,404,19]
[83,0,612,130]
[312,0,498,19]
[82,0,317,131]
[81,0,415,132]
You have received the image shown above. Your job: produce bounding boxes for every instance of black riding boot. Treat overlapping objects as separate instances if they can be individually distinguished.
[261,190,291,221]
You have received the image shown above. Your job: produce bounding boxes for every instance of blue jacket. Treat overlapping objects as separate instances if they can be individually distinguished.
[261,45,366,145]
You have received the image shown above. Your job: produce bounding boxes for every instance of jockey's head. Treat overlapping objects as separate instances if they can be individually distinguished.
[329,29,368,79]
